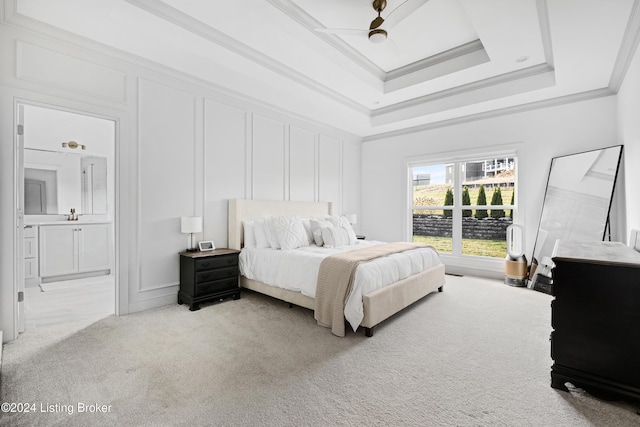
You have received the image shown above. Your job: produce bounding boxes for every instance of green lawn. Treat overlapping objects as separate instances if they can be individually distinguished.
[413,235,507,258]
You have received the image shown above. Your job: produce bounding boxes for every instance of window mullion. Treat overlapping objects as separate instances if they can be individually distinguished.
[452,161,462,256]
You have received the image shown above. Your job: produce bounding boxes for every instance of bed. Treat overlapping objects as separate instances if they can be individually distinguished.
[228,199,446,337]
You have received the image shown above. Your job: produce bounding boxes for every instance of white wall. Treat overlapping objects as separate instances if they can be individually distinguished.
[0,18,361,342]
[361,96,621,275]
[618,41,640,236]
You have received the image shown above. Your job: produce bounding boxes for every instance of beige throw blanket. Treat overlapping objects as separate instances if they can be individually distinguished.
[314,242,433,337]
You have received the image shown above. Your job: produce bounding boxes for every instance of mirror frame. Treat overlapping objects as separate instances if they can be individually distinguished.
[529,145,624,285]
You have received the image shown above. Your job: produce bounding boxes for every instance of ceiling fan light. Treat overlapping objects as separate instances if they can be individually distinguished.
[368,29,387,44]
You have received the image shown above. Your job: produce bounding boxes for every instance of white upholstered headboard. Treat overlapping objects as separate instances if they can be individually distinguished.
[228,199,333,250]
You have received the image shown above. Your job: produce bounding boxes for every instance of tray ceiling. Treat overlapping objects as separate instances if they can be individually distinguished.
[9,0,640,138]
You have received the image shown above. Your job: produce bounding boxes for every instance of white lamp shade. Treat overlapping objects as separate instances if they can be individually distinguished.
[345,214,357,224]
[181,216,202,234]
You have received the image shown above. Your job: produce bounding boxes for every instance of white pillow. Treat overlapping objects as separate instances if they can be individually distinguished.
[300,218,314,246]
[243,220,256,249]
[310,219,333,246]
[269,216,306,250]
[263,216,280,249]
[327,215,357,243]
[253,219,271,249]
[321,226,356,248]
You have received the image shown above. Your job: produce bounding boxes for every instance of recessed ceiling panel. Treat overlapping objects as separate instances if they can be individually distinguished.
[293,0,479,72]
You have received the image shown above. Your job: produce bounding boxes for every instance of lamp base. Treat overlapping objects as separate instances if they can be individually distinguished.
[186,248,198,252]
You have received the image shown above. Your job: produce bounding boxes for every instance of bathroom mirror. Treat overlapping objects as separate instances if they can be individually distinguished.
[530,145,623,285]
[24,148,108,215]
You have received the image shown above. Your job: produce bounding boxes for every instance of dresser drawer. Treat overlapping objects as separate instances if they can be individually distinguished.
[195,266,238,284]
[195,254,238,271]
[196,277,238,296]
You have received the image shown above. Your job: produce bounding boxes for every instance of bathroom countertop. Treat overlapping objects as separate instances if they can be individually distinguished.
[24,219,112,226]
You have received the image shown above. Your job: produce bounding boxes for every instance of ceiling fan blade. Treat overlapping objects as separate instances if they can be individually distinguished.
[384,0,430,30]
[315,28,368,36]
[370,16,385,30]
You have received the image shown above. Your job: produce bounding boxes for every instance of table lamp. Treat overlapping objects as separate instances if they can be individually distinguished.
[181,216,202,252]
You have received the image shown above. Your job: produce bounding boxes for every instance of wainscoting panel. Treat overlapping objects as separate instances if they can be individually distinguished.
[289,126,316,202]
[203,99,247,248]
[319,135,342,215]
[342,142,361,224]
[252,114,285,201]
[16,41,127,103]
[138,79,196,291]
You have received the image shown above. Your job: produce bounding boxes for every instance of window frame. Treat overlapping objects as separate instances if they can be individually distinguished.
[405,148,519,270]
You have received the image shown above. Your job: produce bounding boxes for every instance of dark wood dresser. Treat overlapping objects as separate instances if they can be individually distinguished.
[551,241,640,403]
[178,248,241,311]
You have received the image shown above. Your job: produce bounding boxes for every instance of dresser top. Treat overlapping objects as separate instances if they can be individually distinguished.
[553,241,640,267]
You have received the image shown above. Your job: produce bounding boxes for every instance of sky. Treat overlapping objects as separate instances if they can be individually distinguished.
[412,164,445,184]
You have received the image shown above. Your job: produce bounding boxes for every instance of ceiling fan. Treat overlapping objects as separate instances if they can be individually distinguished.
[316,0,429,44]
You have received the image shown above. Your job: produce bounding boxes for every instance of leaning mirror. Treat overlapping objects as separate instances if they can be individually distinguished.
[530,145,623,292]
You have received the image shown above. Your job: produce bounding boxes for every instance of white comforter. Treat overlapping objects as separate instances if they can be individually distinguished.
[239,240,442,331]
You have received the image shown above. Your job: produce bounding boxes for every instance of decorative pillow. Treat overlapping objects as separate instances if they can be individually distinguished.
[310,219,333,246]
[243,220,256,249]
[327,215,357,244]
[253,219,271,249]
[263,216,280,249]
[269,216,307,250]
[321,226,355,248]
[300,218,314,246]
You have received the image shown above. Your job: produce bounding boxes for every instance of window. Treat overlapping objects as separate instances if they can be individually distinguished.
[410,156,516,258]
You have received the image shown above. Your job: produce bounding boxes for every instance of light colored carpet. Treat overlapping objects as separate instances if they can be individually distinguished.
[1,275,639,426]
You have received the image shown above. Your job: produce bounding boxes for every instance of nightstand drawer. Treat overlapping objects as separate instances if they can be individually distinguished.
[196,277,238,296]
[195,266,238,283]
[195,255,238,271]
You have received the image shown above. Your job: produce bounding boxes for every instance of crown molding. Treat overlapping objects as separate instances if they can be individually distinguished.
[269,0,490,88]
[372,63,555,123]
[5,0,636,140]
[384,41,490,93]
[385,40,486,81]
[125,0,370,115]
[609,0,640,92]
[536,0,554,67]
[1,1,363,141]
[363,87,614,142]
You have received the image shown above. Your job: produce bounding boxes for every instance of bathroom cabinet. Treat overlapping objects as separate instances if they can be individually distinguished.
[39,223,111,279]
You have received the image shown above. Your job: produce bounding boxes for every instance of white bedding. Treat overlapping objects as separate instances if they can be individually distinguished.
[239,240,442,331]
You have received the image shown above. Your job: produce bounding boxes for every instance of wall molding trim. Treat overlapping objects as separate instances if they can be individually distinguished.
[363,87,615,142]
[372,63,555,120]
[124,0,370,116]
[15,40,128,103]
[2,2,362,142]
[609,0,640,92]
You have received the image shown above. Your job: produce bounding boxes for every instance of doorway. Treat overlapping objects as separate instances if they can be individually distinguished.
[17,102,117,331]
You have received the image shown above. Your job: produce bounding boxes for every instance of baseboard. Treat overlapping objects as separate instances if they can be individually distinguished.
[128,293,178,314]
[41,270,110,283]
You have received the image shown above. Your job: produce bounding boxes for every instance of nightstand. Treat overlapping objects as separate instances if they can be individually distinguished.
[178,248,241,311]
